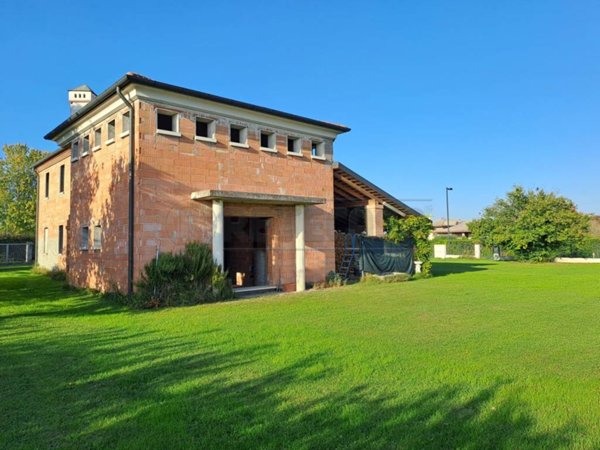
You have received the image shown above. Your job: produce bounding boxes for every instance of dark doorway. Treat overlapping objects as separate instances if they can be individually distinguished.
[224,217,268,287]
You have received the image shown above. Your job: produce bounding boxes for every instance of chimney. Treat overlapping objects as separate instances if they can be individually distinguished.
[68,84,97,115]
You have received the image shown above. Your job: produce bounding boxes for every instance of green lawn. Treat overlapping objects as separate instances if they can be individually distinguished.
[1,261,599,449]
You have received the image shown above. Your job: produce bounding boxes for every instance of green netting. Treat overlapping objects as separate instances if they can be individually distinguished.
[358,236,414,275]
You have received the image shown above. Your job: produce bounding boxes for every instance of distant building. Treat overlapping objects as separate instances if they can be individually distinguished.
[429,219,471,239]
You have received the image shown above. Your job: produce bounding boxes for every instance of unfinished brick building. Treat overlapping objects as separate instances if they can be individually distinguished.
[36,74,420,294]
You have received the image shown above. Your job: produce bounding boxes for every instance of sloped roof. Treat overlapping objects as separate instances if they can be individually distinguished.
[47,73,351,140]
[70,84,96,94]
[449,222,470,233]
[333,162,423,217]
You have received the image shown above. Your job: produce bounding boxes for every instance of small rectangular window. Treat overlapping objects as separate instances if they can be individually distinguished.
[288,137,301,154]
[311,141,325,158]
[94,127,102,149]
[107,120,116,142]
[44,227,48,254]
[58,225,64,254]
[71,140,79,161]
[122,112,130,135]
[59,165,65,193]
[82,135,90,156]
[195,118,216,140]
[93,225,102,250]
[230,125,247,145]
[45,172,50,198]
[260,131,276,150]
[81,226,89,250]
[157,110,179,134]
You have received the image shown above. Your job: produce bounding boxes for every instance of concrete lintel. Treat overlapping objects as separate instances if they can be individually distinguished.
[191,190,325,206]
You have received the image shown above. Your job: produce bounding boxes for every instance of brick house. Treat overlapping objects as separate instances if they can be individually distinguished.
[35,73,420,294]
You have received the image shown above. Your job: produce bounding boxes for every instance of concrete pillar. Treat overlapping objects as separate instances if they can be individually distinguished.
[295,204,305,292]
[212,200,224,268]
[366,199,384,237]
[25,243,30,263]
[434,244,447,259]
[474,244,481,259]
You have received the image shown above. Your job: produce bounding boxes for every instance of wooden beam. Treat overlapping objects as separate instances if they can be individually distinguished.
[334,179,365,200]
[335,200,369,208]
[333,188,356,201]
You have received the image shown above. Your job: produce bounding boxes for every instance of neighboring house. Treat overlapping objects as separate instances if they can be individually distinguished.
[430,219,471,239]
[35,73,421,294]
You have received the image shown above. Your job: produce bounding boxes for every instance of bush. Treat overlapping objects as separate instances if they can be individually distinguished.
[313,271,345,289]
[470,186,589,262]
[134,242,234,308]
[386,216,433,276]
[447,239,474,257]
[562,237,600,258]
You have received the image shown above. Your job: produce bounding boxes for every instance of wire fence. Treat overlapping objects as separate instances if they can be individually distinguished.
[0,242,34,265]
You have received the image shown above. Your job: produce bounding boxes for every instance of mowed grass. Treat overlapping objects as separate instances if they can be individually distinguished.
[1,261,600,449]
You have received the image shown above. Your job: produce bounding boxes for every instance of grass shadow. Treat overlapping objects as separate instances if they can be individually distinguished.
[0,323,578,449]
[432,260,495,277]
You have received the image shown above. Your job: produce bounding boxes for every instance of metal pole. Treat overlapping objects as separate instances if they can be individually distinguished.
[446,187,453,247]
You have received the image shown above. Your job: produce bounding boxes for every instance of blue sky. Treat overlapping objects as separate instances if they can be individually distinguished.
[1,0,599,219]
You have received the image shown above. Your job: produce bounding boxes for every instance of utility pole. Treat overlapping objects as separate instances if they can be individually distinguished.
[446,187,453,247]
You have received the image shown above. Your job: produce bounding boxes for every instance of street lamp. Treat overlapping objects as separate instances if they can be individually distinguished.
[445,187,453,246]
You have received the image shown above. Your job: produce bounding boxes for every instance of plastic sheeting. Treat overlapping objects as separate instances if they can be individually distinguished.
[358,236,414,275]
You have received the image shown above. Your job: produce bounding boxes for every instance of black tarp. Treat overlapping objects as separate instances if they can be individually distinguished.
[358,236,415,275]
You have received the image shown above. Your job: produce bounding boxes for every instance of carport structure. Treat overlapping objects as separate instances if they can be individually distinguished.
[333,162,423,236]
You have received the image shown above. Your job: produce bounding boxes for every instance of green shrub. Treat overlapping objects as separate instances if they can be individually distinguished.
[134,242,234,308]
[313,271,345,290]
[326,271,344,287]
[447,239,475,257]
[386,216,433,276]
[562,237,600,258]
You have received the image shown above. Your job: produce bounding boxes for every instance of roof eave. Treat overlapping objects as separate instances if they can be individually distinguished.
[333,161,425,218]
[45,73,351,141]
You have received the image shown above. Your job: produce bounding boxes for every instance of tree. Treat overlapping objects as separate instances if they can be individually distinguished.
[0,144,48,238]
[469,186,590,261]
[386,215,433,276]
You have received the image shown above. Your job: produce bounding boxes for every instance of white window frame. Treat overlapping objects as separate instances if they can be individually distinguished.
[287,136,302,156]
[156,110,181,137]
[59,164,65,194]
[121,112,131,137]
[311,140,326,160]
[71,139,80,162]
[229,124,248,148]
[260,130,277,153]
[82,134,90,157]
[107,120,116,145]
[93,224,102,251]
[58,225,64,255]
[93,127,102,151]
[45,172,50,198]
[195,117,217,143]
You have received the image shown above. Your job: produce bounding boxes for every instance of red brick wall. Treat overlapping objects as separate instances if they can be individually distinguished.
[36,152,71,270]
[50,98,336,292]
[134,100,335,288]
[66,107,132,292]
